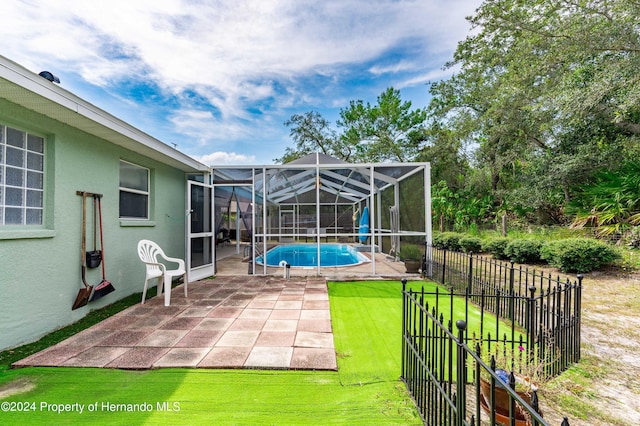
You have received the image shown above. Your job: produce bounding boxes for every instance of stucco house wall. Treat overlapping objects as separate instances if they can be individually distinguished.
[0,57,209,350]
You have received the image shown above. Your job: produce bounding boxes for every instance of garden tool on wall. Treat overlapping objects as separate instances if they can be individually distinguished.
[85,194,102,268]
[72,192,94,310]
[89,194,115,301]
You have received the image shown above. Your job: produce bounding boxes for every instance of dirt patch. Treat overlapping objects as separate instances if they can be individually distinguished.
[542,270,640,425]
[0,378,36,399]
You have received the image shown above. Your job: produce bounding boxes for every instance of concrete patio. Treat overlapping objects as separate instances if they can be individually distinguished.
[13,276,337,371]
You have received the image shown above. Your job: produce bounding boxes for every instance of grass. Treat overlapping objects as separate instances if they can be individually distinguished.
[620,248,640,271]
[0,367,419,424]
[543,355,622,425]
[0,280,524,425]
[330,280,406,386]
[0,280,425,425]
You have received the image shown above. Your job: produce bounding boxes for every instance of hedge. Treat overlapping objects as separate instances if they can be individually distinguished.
[433,232,463,251]
[504,239,543,263]
[459,236,483,253]
[540,238,621,273]
[482,237,510,260]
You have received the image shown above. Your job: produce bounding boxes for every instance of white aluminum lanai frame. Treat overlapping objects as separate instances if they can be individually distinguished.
[210,152,431,276]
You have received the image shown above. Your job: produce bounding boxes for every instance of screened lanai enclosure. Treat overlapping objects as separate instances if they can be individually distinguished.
[206,153,431,277]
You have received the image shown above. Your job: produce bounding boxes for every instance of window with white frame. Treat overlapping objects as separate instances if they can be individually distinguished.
[119,160,149,219]
[0,125,45,225]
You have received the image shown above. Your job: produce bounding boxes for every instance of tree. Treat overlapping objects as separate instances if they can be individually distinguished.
[462,0,640,135]
[424,0,640,225]
[338,88,427,162]
[275,111,342,163]
[276,88,427,164]
[417,122,469,191]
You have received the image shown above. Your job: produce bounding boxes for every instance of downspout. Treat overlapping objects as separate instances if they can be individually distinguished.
[262,166,268,275]
[316,155,321,276]
[394,179,400,255]
[370,165,376,276]
[377,190,382,250]
[425,163,433,276]
[212,183,217,275]
[250,168,256,275]
[235,197,241,255]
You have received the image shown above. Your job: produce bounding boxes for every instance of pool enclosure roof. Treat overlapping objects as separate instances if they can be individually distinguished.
[211,152,429,206]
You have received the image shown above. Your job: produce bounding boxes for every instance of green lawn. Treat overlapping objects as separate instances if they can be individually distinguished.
[0,280,518,425]
[0,367,418,424]
[0,281,424,425]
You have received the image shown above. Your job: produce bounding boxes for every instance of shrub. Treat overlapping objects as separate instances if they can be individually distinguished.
[459,236,482,253]
[482,237,510,260]
[624,227,640,249]
[432,233,446,249]
[432,232,463,251]
[504,239,544,263]
[540,238,621,273]
[399,245,423,261]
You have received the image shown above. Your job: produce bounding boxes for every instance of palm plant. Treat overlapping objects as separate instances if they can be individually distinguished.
[568,162,640,237]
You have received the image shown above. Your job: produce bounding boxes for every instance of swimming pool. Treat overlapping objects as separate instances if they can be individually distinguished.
[256,243,369,267]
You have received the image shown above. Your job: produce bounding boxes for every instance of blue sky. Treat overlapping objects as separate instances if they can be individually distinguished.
[1,0,480,165]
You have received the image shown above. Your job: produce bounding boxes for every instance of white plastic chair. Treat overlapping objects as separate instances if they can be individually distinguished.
[137,239,186,306]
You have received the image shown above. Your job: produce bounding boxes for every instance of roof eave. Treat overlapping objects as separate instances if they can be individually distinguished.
[0,56,209,173]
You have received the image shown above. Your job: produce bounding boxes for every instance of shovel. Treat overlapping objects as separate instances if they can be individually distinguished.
[72,266,93,310]
[72,193,93,310]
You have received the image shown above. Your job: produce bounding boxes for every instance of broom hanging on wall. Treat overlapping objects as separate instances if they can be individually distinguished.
[89,194,115,301]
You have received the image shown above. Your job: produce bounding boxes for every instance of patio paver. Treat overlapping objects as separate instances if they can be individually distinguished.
[245,346,293,368]
[13,276,337,371]
[153,347,212,368]
[106,347,169,369]
[290,347,337,370]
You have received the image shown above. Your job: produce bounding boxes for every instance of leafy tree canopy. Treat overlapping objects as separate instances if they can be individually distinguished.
[275,88,426,164]
[276,1,640,237]
[424,0,640,229]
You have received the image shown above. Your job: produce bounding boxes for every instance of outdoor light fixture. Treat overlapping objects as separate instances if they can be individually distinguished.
[38,71,60,84]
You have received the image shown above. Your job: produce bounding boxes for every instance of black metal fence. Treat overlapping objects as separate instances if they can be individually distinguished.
[424,246,582,378]
[401,247,582,425]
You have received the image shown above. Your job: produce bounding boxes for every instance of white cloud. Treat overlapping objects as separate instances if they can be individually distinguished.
[369,61,419,76]
[170,108,251,146]
[0,0,481,158]
[192,151,258,166]
[1,0,476,94]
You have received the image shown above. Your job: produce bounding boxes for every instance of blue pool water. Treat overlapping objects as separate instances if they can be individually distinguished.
[256,243,368,267]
